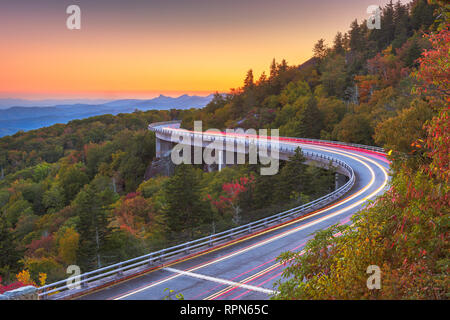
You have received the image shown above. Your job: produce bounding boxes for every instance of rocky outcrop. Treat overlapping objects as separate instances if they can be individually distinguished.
[144,156,175,180]
[0,286,38,300]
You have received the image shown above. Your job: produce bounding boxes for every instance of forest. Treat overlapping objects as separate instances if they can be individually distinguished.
[0,0,448,299]
[0,95,336,286]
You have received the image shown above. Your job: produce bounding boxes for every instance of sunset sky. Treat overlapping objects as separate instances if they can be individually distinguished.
[0,0,412,100]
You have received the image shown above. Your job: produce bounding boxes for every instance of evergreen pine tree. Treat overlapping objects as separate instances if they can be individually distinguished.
[349,20,363,52]
[392,1,410,49]
[244,69,255,89]
[270,58,278,80]
[313,39,328,60]
[333,32,345,55]
[299,96,324,139]
[380,1,396,48]
[75,184,112,271]
[163,165,210,239]
[276,148,307,202]
[0,217,22,280]
[411,0,437,31]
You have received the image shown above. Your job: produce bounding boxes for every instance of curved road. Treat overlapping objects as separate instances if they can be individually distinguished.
[78,124,390,300]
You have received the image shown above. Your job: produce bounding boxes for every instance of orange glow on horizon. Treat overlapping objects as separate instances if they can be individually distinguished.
[0,0,411,100]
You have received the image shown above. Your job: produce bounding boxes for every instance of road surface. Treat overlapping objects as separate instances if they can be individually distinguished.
[78,125,390,300]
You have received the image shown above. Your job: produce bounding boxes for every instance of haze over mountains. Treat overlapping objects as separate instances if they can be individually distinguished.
[0,94,215,137]
[0,98,115,109]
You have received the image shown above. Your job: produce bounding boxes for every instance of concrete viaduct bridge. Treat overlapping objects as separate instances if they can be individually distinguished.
[38,121,390,300]
[151,121,349,188]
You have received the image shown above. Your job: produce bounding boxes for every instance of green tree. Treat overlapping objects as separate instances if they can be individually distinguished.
[59,163,90,204]
[274,13,449,300]
[392,0,410,50]
[349,19,365,52]
[275,148,307,202]
[163,165,210,239]
[252,174,276,209]
[333,113,374,145]
[374,100,434,153]
[411,0,437,31]
[333,32,345,55]
[313,38,329,61]
[320,55,348,98]
[43,183,65,214]
[244,69,255,89]
[280,96,323,139]
[4,195,33,227]
[57,227,80,265]
[0,217,22,280]
[380,1,396,48]
[74,184,112,271]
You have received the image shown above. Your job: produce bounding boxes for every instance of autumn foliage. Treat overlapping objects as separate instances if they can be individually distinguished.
[0,270,47,294]
[208,175,255,225]
[0,276,27,294]
[413,25,450,105]
[0,0,446,291]
[275,22,449,300]
[114,192,154,238]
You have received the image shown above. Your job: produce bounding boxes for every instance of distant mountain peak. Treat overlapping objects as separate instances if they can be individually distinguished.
[0,94,215,137]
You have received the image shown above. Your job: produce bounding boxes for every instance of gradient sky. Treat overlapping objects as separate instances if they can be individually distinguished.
[0,0,412,100]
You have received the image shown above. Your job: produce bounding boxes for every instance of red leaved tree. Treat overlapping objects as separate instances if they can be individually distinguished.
[114,192,154,238]
[209,176,255,225]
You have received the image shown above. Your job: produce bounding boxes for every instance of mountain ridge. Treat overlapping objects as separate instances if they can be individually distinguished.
[0,94,215,137]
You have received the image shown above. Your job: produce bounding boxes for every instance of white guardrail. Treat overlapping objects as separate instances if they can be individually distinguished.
[148,121,386,154]
[37,121,384,299]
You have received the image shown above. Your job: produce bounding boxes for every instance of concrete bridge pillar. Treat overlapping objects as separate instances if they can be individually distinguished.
[218,150,224,171]
[335,173,348,190]
[156,137,173,159]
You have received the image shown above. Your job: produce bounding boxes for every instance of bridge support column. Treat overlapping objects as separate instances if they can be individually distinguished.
[156,137,173,159]
[218,150,225,171]
[335,173,347,190]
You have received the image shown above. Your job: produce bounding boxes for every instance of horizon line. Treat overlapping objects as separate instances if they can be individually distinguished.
[0,91,220,102]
